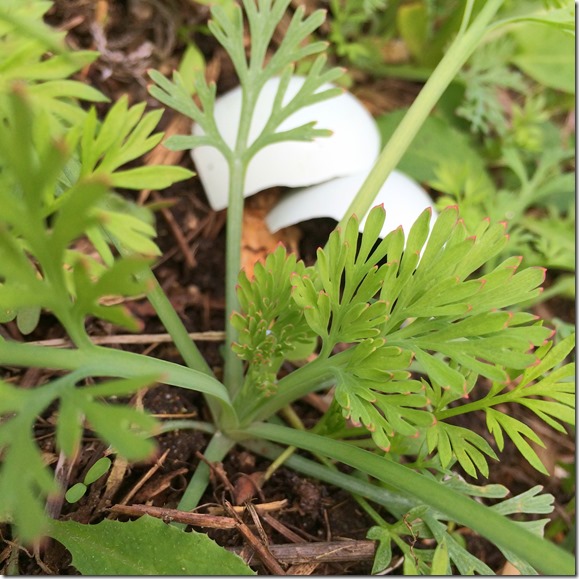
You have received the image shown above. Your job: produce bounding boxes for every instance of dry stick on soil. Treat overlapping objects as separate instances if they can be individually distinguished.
[260,512,307,544]
[117,449,171,506]
[108,505,377,567]
[109,504,237,529]
[230,539,378,566]
[207,499,288,516]
[154,186,198,269]
[223,500,287,576]
[132,468,190,503]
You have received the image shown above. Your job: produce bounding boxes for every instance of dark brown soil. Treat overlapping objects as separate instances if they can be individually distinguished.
[0,1,574,575]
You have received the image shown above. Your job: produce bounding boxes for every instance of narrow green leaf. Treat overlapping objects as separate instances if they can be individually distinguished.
[28,79,108,103]
[431,538,450,575]
[110,166,193,190]
[56,395,83,457]
[83,457,112,486]
[243,422,575,575]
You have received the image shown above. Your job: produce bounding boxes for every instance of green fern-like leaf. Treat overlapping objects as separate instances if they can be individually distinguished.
[232,245,316,396]
[426,421,497,478]
[334,338,433,451]
[0,375,158,541]
[148,0,344,165]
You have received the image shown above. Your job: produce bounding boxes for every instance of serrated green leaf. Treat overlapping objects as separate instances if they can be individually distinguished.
[47,516,254,575]
[486,409,548,474]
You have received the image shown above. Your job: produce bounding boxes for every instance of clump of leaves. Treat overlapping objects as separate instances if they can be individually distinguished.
[234,205,574,477]
[0,0,192,541]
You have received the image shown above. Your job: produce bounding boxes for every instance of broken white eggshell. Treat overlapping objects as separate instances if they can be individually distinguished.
[266,169,438,239]
[191,76,381,211]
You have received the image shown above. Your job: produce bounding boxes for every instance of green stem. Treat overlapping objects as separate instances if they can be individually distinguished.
[239,353,350,424]
[223,157,246,397]
[158,420,216,436]
[175,431,236,520]
[223,80,261,398]
[436,392,517,421]
[144,271,214,377]
[337,0,505,227]
[240,422,575,576]
[143,271,224,425]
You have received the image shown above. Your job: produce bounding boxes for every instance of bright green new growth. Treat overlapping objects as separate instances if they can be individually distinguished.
[65,456,113,504]
[232,206,573,476]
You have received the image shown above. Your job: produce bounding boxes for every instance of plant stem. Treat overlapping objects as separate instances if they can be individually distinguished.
[223,157,246,397]
[144,271,214,377]
[174,430,236,520]
[240,353,350,424]
[337,0,505,227]
[241,422,575,576]
[223,78,261,398]
[435,392,513,421]
[143,270,225,425]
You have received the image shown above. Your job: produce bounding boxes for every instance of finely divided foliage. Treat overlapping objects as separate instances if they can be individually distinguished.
[0,2,190,539]
[234,205,572,474]
[148,0,344,162]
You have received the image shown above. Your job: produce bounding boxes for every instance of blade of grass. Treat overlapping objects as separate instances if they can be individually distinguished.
[339,0,505,226]
[0,341,237,427]
[239,422,575,576]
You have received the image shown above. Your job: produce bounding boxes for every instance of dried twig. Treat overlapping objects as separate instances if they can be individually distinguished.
[108,504,237,529]
[231,539,377,565]
[26,331,225,348]
[224,500,287,575]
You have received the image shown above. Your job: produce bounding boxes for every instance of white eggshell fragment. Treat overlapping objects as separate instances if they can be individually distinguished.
[191,76,380,210]
[266,169,437,238]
